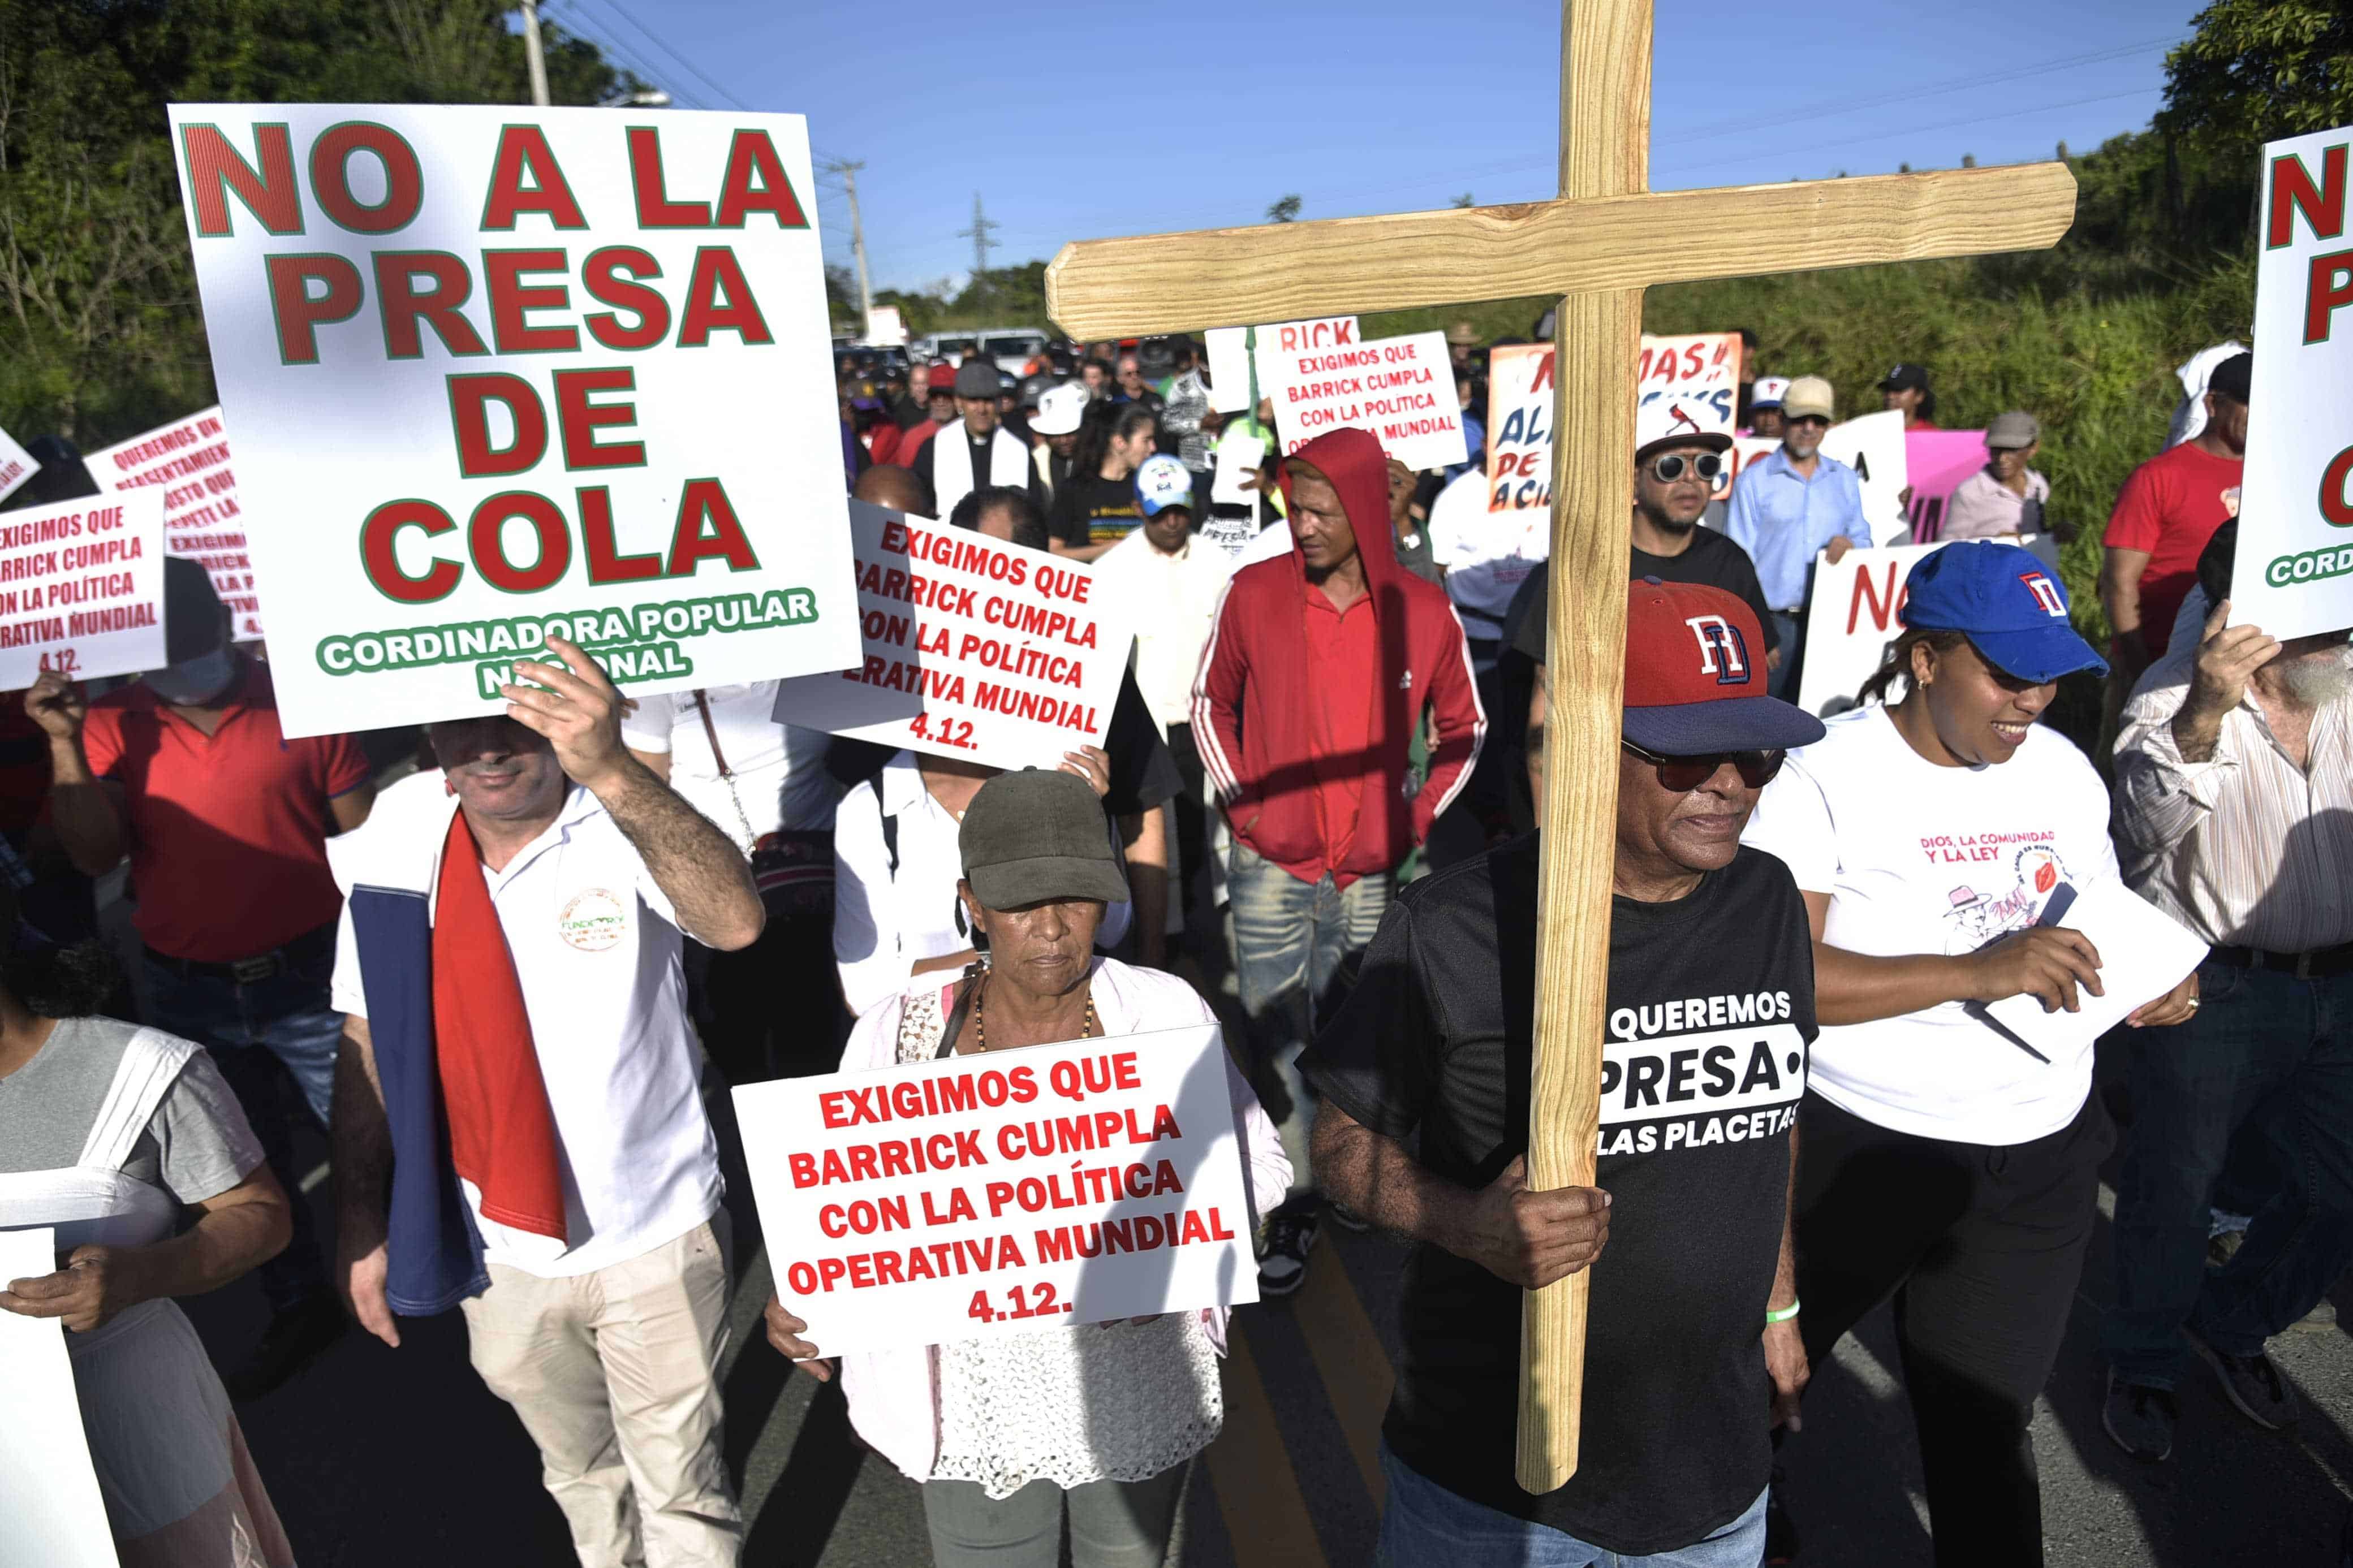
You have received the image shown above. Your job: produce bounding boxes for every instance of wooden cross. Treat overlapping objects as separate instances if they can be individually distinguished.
[1047,0,2074,1492]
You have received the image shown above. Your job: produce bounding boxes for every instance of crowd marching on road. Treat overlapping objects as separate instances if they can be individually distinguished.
[7,309,2353,1568]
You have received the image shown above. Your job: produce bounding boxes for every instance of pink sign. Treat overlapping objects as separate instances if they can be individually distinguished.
[1904,430,1989,543]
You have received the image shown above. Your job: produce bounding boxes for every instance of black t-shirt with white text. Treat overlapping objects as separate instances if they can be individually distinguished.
[1300,836,1816,1554]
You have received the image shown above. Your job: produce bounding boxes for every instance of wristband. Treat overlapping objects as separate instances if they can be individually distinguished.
[1765,1301,1800,1324]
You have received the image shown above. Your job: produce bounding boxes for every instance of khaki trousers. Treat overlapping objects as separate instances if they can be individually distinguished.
[461,1217,740,1568]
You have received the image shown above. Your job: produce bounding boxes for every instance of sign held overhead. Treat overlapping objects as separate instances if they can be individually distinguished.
[168,105,862,736]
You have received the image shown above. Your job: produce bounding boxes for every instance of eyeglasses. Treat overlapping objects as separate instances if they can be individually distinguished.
[1644,452,1726,483]
[1622,740,1785,792]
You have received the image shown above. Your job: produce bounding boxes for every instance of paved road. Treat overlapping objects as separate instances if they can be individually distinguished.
[188,1080,2353,1568]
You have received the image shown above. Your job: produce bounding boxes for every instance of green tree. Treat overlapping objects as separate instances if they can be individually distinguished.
[0,0,640,453]
[1265,193,1302,223]
[2163,0,2353,144]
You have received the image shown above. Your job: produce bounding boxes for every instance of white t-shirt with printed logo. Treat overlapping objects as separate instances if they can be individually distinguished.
[331,774,722,1278]
[1740,705,2118,1145]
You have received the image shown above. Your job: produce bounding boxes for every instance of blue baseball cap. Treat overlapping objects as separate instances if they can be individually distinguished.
[1900,542,2108,683]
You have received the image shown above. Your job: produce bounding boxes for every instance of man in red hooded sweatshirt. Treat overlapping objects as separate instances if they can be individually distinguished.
[1192,427,1486,1293]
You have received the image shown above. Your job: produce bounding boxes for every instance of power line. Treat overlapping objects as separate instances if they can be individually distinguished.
[548,4,707,108]
[1655,33,2189,150]
[1059,31,2188,241]
[574,0,749,111]
[562,0,849,166]
[1656,85,2161,185]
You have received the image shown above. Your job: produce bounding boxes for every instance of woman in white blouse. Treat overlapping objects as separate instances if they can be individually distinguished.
[768,768,1288,1568]
[1740,543,2196,1562]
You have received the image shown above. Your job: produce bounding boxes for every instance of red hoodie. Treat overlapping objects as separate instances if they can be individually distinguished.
[1191,427,1485,885]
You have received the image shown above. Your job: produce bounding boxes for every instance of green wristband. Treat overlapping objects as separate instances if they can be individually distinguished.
[1765,1301,1800,1324]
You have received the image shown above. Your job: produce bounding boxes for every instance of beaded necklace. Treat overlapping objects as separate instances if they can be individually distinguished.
[971,970,1096,1052]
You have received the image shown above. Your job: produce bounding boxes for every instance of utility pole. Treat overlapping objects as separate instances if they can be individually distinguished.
[824,158,874,337]
[519,0,551,107]
[958,192,999,288]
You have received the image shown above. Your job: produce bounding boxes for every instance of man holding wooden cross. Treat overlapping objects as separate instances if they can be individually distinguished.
[1046,0,2076,1499]
[1305,578,1821,1563]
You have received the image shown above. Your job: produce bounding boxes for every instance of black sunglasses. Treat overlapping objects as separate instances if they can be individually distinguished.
[1644,452,1726,483]
[1622,740,1785,792]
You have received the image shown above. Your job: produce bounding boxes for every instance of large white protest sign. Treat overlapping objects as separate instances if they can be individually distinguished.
[735,1024,1260,1358]
[85,407,258,640]
[1797,535,2062,715]
[2235,126,2353,638]
[1203,317,1358,415]
[1485,342,1553,513]
[0,425,38,506]
[169,105,861,737]
[0,491,168,689]
[1260,326,1467,471]
[0,1228,119,1568]
[770,500,1131,770]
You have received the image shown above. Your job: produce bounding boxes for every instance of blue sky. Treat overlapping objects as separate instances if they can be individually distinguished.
[546,0,2206,297]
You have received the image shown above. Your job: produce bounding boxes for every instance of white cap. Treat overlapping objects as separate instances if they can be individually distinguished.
[1634,391,1735,461]
[1750,375,1791,408]
[1031,381,1088,437]
[1135,454,1195,516]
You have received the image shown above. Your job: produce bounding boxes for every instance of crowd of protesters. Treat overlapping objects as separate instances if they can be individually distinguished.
[1,315,2345,1568]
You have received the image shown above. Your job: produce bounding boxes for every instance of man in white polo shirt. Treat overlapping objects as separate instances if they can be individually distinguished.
[328,636,764,1568]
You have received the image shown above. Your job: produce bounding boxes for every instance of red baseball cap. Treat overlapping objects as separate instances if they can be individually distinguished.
[926,363,957,391]
[1622,578,1826,754]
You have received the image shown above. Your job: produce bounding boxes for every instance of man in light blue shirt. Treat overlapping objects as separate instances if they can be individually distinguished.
[1723,374,1872,698]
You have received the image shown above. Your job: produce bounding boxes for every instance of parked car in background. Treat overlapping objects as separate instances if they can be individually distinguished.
[911,329,1050,378]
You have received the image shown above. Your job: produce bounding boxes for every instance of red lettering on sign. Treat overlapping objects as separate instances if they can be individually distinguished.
[481,125,587,230]
[181,123,300,237]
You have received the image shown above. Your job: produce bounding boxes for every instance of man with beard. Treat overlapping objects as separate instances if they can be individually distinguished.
[1490,401,1781,854]
[1193,427,1485,1294]
[1723,375,1871,700]
[2104,520,2353,1462]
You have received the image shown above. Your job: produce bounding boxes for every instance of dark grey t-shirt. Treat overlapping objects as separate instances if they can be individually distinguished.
[0,1017,262,1201]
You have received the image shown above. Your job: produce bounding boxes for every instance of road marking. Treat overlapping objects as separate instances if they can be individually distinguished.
[1206,1324,1330,1568]
[1293,1252,1394,1508]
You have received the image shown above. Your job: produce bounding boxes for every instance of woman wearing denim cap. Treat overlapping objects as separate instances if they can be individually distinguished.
[765,767,1290,1568]
[1741,541,2198,1563]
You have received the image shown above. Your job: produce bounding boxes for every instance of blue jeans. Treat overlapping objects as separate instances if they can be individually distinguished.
[1766,610,1804,702]
[1378,1444,1767,1568]
[144,935,343,1312]
[1226,839,1391,1201]
[2106,958,2353,1382]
